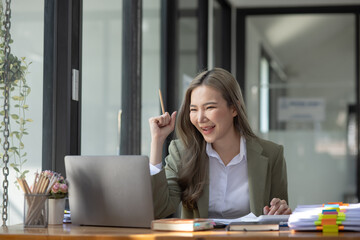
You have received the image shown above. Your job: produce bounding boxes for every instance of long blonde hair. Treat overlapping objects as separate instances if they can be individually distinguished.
[176,68,256,210]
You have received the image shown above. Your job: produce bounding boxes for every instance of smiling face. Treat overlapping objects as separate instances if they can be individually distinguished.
[189,85,238,147]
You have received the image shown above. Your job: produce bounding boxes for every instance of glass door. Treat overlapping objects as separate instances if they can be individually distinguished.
[245,14,357,208]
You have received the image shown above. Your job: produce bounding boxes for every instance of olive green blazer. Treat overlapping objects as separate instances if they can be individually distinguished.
[151,137,288,219]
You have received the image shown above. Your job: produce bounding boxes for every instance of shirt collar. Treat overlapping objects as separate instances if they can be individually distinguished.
[206,137,246,166]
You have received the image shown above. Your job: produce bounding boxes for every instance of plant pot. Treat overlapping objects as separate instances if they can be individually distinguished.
[48,198,65,224]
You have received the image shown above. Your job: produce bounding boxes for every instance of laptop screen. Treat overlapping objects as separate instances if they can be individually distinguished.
[65,155,154,228]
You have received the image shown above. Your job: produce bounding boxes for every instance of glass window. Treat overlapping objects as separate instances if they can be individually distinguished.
[141,0,161,156]
[82,0,122,155]
[178,0,198,102]
[0,0,44,224]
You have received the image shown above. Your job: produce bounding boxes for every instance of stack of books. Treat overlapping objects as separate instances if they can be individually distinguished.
[288,202,360,233]
[151,218,214,231]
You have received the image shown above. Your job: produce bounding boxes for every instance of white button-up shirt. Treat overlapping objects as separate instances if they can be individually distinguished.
[207,137,250,218]
[150,137,250,219]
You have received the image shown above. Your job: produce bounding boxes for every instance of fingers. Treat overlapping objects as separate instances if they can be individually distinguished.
[283,208,292,215]
[149,112,172,127]
[157,112,171,127]
[270,197,282,206]
[148,112,177,141]
[266,198,291,215]
[263,206,270,215]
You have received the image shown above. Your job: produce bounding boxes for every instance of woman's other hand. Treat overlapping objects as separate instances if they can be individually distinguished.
[263,198,292,215]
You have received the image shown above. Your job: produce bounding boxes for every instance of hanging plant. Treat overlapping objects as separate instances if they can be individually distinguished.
[0,2,32,186]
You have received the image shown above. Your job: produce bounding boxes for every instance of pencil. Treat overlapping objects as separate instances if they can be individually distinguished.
[158,89,165,115]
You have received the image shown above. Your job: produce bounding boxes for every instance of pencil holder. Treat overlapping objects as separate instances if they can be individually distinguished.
[24,194,48,228]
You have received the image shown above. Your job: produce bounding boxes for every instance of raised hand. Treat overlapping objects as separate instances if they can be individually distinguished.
[149,111,177,165]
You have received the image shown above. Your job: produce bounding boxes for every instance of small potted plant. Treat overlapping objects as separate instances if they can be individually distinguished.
[44,170,68,224]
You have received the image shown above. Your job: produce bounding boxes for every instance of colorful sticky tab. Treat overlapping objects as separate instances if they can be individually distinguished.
[321,214,338,219]
[322,209,338,214]
[323,225,339,233]
[338,212,346,221]
[321,218,337,225]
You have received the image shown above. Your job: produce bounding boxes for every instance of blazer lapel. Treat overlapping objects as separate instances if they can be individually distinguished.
[246,138,269,216]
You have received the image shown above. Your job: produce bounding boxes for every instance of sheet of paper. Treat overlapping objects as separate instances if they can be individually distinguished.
[211,213,290,225]
[211,213,257,225]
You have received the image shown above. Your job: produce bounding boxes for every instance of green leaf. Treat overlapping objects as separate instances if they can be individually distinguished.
[12,166,20,173]
[26,119,33,122]
[12,96,25,101]
[11,114,19,120]
[10,163,19,168]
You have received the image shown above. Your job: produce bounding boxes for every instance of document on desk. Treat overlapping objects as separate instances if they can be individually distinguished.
[211,213,290,225]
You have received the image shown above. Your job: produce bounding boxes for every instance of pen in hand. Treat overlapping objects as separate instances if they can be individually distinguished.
[158,89,165,115]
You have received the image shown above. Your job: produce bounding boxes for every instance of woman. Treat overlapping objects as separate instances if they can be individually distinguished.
[149,68,291,219]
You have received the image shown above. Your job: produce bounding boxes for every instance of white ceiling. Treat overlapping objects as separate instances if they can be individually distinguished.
[248,14,354,65]
[228,0,360,8]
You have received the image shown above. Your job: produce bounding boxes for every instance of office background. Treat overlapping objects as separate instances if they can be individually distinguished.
[1,0,360,225]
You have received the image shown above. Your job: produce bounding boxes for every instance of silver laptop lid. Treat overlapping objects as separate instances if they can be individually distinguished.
[64,155,154,228]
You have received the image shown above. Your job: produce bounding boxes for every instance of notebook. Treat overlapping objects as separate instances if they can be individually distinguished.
[64,155,154,228]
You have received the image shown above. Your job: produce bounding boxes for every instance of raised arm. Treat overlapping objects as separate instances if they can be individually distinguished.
[149,111,177,166]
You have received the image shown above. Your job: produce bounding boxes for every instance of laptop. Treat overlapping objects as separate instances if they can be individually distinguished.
[64,155,154,228]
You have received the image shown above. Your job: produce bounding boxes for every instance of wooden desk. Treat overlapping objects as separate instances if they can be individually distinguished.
[1,224,360,240]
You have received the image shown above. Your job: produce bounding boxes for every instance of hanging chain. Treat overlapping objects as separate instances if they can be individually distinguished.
[2,0,12,227]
